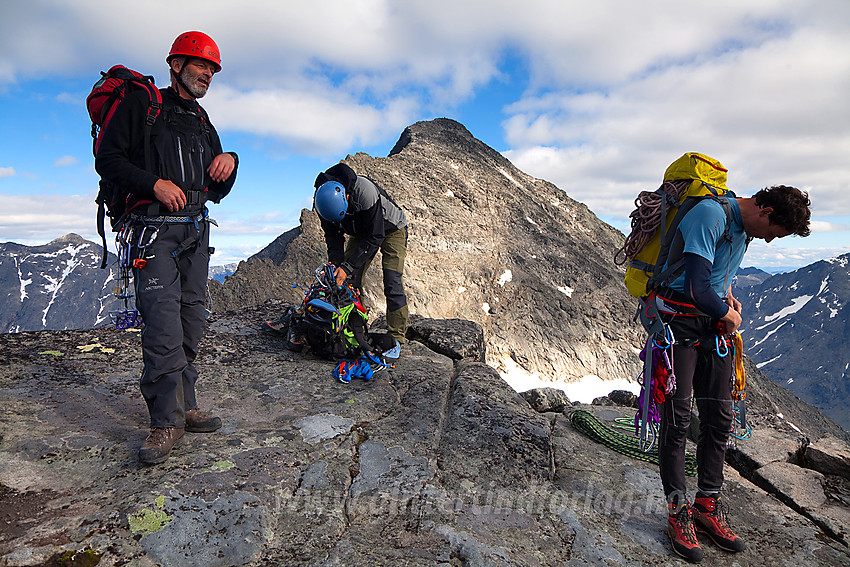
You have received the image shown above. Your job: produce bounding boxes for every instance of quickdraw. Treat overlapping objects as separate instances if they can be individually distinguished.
[715,334,729,357]
[729,332,750,444]
[108,220,160,330]
[635,294,676,452]
[109,223,142,330]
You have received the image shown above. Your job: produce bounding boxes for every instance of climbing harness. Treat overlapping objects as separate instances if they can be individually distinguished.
[108,209,213,330]
[571,410,697,476]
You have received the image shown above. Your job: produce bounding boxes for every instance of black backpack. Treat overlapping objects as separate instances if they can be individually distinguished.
[86,65,162,268]
[270,265,396,360]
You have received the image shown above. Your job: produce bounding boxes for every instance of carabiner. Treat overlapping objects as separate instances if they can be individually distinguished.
[137,225,159,248]
[715,334,729,357]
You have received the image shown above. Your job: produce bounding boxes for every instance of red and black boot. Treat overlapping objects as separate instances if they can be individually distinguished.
[667,502,704,563]
[693,494,746,552]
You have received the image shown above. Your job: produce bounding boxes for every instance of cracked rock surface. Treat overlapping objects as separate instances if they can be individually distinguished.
[1,305,849,566]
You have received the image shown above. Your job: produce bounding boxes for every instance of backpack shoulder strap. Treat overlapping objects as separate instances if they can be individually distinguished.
[142,86,163,172]
[647,195,733,292]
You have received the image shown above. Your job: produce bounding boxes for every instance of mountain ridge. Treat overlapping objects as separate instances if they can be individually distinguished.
[1,304,848,565]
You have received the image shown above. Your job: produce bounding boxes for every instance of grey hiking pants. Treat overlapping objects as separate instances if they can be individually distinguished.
[345,226,408,343]
[658,314,734,504]
[132,218,210,429]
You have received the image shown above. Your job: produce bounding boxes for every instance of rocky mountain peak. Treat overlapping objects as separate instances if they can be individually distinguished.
[50,233,88,245]
[210,118,642,384]
[389,118,500,161]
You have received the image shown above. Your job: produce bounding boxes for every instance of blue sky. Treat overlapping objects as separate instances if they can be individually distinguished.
[1,0,848,271]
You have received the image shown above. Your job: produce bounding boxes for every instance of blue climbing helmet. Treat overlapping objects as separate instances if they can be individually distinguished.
[314,181,348,222]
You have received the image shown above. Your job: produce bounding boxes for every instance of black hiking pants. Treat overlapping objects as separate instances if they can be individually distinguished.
[345,226,408,343]
[658,314,734,504]
[132,218,210,429]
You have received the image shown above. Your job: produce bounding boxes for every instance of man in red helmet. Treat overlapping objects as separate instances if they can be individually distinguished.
[96,31,237,464]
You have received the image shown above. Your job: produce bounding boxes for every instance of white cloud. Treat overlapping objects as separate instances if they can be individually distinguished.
[55,92,78,104]
[54,155,78,167]
[0,193,96,243]
[811,221,850,233]
[0,167,15,178]
[502,21,850,222]
[205,85,418,156]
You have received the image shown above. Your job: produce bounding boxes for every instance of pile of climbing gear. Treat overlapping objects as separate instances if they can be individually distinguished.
[297,263,374,360]
[570,409,697,476]
[264,264,399,381]
[333,352,394,384]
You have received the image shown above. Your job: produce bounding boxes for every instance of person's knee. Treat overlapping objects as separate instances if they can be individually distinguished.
[382,268,406,311]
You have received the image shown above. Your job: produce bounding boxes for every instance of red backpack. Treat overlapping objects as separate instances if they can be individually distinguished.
[86,65,162,268]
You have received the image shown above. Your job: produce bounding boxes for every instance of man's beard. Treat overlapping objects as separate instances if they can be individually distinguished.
[179,66,209,99]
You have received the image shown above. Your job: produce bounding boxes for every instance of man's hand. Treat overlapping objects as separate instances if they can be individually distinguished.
[720,290,743,334]
[153,179,186,212]
[208,153,236,183]
[334,266,348,287]
[720,305,743,335]
[725,291,742,314]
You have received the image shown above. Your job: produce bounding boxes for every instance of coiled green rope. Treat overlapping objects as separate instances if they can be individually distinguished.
[570,409,697,477]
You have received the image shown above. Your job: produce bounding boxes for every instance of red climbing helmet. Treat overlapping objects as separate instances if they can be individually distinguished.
[167,31,221,72]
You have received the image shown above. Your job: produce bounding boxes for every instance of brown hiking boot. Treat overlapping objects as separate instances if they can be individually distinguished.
[138,427,184,464]
[185,408,222,433]
[667,502,703,563]
[693,494,746,552]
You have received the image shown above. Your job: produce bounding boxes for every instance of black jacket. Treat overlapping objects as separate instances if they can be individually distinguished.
[315,163,407,272]
[95,86,237,214]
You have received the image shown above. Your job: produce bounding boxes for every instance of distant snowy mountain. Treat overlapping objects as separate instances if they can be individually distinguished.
[0,234,130,332]
[209,262,238,283]
[733,266,772,290]
[739,253,850,431]
[0,235,241,333]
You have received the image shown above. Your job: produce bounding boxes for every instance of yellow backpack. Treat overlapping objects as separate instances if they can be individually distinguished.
[616,152,732,298]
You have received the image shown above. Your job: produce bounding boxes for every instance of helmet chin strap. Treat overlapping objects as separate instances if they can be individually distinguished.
[170,60,195,100]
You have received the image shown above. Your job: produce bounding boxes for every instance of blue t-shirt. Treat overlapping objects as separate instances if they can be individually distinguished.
[667,197,747,297]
